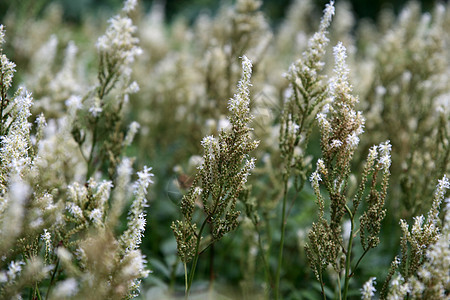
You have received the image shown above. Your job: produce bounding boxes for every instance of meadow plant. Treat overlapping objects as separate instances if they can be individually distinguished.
[379,175,450,299]
[171,56,259,297]
[276,1,334,298]
[0,0,449,299]
[358,2,450,217]
[0,0,153,298]
[305,42,391,299]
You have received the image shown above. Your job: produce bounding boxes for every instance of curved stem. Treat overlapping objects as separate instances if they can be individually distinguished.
[275,180,289,300]
[350,248,369,277]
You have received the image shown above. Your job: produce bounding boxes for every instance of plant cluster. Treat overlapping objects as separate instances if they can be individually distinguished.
[0,0,449,299]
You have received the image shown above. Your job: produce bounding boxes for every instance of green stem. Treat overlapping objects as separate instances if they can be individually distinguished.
[35,281,42,300]
[275,180,289,300]
[45,258,60,300]
[184,263,188,297]
[337,272,342,300]
[350,248,369,277]
[342,205,354,300]
[186,218,209,299]
[318,267,326,300]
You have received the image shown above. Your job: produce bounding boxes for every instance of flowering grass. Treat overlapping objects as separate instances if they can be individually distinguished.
[0,0,449,299]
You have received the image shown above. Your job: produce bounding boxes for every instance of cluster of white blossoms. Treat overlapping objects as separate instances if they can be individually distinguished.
[0,91,33,177]
[122,166,154,253]
[96,7,142,69]
[361,277,377,300]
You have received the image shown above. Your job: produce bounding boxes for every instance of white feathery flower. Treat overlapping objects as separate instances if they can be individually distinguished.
[378,141,392,171]
[217,117,231,131]
[412,215,425,234]
[35,113,47,133]
[317,159,327,175]
[123,121,140,146]
[320,1,335,32]
[65,95,82,110]
[0,24,5,45]
[89,208,103,225]
[0,91,33,175]
[331,139,343,148]
[316,112,331,133]
[322,103,331,114]
[66,203,84,219]
[316,112,327,123]
[239,157,257,185]
[346,132,360,149]
[56,247,73,263]
[228,56,252,125]
[133,166,154,195]
[0,53,16,89]
[123,0,137,13]
[96,15,141,64]
[95,181,113,205]
[125,81,140,94]
[2,177,30,239]
[41,229,52,261]
[53,278,78,297]
[378,140,392,156]
[125,213,147,253]
[117,158,133,181]
[379,155,391,170]
[333,42,349,83]
[201,135,218,162]
[193,187,203,196]
[361,277,376,300]
[368,145,378,162]
[436,175,449,198]
[355,122,365,136]
[7,260,25,281]
[89,98,103,117]
[122,250,149,278]
[388,274,410,300]
[247,157,257,170]
[310,170,322,186]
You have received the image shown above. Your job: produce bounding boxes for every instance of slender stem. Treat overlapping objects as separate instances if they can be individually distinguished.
[318,267,326,300]
[350,248,369,277]
[45,258,60,300]
[337,272,342,300]
[275,180,289,300]
[342,205,354,300]
[186,218,209,298]
[35,281,42,300]
[184,263,188,297]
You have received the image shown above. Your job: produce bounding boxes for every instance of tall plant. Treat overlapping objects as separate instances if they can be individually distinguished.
[306,42,391,299]
[172,56,259,298]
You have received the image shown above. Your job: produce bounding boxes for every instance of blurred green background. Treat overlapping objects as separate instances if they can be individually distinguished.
[0,0,440,25]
